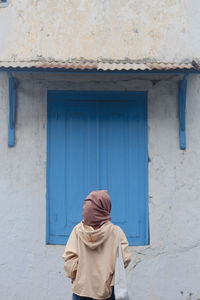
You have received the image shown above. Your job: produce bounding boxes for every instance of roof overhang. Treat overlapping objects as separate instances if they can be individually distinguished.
[0,59,200,73]
[1,61,199,149]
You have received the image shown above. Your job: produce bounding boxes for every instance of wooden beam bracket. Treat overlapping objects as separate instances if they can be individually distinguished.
[179,74,189,150]
[8,72,17,147]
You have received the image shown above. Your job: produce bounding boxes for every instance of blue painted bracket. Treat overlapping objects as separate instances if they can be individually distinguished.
[179,74,188,150]
[8,72,17,147]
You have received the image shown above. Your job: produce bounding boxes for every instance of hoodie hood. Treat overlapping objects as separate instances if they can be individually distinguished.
[77,221,114,250]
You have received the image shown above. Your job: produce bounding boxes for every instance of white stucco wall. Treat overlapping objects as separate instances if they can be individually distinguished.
[0,72,200,300]
[0,0,200,63]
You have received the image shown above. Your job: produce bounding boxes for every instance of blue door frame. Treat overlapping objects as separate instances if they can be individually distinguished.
[46,91,149,246]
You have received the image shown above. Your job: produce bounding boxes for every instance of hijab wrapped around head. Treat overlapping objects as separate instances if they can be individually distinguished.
[82,190,111,227]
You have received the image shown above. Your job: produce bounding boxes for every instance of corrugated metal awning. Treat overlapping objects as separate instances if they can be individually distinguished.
[4,60,195,150]
[0,59,199,71]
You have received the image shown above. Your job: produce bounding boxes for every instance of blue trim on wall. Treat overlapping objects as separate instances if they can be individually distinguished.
[144,96,149,245]
[179,74,188,150]
[47,90,147,101]
[8,72,17,147]
[46,98,52,244]
[0,66,199,74]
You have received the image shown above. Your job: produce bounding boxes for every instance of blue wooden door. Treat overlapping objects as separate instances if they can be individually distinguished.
[47,91,148,245]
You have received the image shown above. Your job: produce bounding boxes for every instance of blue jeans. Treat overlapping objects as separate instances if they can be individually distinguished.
[72,288,115,300]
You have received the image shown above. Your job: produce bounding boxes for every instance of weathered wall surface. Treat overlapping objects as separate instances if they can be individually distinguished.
[0,0,200,63]
[0,72,200,300]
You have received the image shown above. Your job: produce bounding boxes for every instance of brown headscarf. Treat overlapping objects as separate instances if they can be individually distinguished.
[82,190,111,227]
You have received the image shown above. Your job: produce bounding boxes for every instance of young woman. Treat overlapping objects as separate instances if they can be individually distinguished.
[62,190,131,300]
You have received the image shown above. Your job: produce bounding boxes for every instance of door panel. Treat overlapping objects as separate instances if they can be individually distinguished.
[47,91,148,245]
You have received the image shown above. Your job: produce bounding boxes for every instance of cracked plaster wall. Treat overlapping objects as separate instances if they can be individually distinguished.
[0,0,200,63]
[0,72,200,300]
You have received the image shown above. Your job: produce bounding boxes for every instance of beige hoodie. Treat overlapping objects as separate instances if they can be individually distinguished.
[62,221,131,299]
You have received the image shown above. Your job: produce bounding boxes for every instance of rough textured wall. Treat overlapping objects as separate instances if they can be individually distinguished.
[0,72,200,300]
[0,0,200,63]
